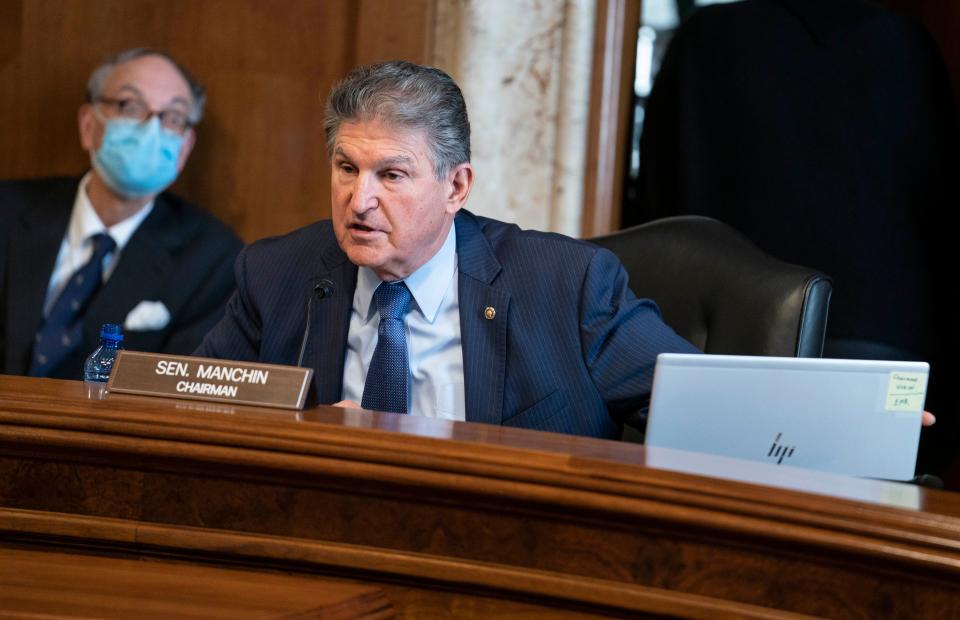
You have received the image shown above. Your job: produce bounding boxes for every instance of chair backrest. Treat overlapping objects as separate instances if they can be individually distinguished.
[589,216,832,357]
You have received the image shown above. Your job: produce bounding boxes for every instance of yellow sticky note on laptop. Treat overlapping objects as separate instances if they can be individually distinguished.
[886,372,927,412]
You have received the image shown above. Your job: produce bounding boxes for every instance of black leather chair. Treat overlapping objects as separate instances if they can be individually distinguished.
[592,218,945,486]
[589,215,832,358]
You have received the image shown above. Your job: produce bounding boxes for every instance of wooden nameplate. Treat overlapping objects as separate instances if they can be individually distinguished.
[106,351,313,410]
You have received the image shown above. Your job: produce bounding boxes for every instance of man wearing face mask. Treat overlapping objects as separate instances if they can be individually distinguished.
[0,48,242,379]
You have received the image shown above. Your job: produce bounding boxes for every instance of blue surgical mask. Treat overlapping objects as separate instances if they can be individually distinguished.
[91,116,184,199]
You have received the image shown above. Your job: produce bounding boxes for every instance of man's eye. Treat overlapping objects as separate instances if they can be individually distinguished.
[160,111,189,132]
[118,99,147,118]
[338,163,356,174]
[383,171,404,181]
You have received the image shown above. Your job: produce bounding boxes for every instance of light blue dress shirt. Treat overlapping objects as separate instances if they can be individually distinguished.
[341,222,465,419]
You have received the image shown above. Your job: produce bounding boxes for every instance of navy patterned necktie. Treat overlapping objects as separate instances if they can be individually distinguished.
[361,281,413,414]
[30,233,116,376]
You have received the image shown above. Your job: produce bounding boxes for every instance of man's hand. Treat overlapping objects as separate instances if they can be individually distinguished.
[923,411,936,426]
[332,399,362,409]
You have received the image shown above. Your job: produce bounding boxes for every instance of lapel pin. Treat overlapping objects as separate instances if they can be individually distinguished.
[484,306,496,320]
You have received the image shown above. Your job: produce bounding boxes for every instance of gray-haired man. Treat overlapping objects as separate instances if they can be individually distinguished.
[0,48,241,379]
[197,60,698,437]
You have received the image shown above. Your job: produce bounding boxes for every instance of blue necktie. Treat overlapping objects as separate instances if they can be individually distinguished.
[30,233,116,376]
[361,281,412,414]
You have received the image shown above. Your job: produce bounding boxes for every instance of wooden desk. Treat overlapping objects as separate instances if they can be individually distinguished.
[1,545,391,619]
[1,375,959,618]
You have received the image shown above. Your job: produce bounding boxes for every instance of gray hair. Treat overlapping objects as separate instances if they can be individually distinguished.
[86,48,207,124]
[324,61,470,180]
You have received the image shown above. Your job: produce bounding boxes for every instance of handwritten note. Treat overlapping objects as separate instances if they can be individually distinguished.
[885,371,927,412]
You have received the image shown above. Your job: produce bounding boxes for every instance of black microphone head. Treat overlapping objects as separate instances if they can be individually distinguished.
[314,279,335,299]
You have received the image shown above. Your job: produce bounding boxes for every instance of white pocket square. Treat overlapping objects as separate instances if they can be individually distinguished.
[124,301,171,331]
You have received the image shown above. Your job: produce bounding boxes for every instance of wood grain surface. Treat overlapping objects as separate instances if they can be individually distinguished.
[1,375,959,618]
[1,545,392,619]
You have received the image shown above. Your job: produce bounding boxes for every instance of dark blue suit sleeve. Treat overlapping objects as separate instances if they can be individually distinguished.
[579,247,700,417]
[194,247,262,362]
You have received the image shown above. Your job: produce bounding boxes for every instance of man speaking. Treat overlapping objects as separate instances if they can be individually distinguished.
[197,61,697,438]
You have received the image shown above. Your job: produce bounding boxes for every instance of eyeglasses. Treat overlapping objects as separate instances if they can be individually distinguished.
[95,96,194,135]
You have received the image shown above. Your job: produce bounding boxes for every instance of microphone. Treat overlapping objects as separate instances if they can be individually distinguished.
[297,279,335,367]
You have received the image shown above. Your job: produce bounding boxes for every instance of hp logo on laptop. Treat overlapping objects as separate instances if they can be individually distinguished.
[767,433,795,465]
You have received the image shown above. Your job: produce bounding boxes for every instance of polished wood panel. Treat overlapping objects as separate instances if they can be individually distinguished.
[353,0,433,67]
[1,375,959,618]
[0,1,20,68]
[1,545,392,619]
[0,0,431,243]
[582,0,640,236]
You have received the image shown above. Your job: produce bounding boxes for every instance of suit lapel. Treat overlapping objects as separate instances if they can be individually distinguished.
[4,186,74,374]
[307,240,357,404]
[285,212,508,412]
[83,197,176,346]
[455,211,510,425]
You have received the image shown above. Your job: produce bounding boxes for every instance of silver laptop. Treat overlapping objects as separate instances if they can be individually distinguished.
[646,353,929,480]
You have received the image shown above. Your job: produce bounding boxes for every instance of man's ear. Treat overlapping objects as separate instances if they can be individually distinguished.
[78,104,98,152]
[176,128,196,172]
[445,162,473,214]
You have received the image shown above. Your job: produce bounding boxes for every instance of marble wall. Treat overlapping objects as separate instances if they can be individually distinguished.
[432,0,596,236]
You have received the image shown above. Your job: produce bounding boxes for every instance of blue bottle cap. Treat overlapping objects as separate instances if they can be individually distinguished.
[100,323,124,342]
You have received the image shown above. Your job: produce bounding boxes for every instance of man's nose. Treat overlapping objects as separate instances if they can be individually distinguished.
[349,173,378,213]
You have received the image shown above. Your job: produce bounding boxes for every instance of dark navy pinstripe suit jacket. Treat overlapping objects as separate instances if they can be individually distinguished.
[196,209,698,439]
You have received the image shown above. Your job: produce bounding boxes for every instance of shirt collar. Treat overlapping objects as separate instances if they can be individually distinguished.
[355,221,458,324]
[68,172,155,251]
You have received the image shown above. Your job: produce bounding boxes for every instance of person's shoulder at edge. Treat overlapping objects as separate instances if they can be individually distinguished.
[228,219,340,294]
[464,209,603,259]
[0,176,240,247]
[236,210,637,295]
[239,218,335,261]
[0,176,79,211]
[463,209,642,297]
[151,188,243,251]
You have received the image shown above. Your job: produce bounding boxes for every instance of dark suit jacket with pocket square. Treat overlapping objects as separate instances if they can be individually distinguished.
[1,177,243,379]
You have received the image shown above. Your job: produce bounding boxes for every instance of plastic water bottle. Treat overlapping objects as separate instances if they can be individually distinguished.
[84,323,124,400]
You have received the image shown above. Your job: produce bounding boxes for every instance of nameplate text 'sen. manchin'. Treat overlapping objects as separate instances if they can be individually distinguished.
[107,351,313,410]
